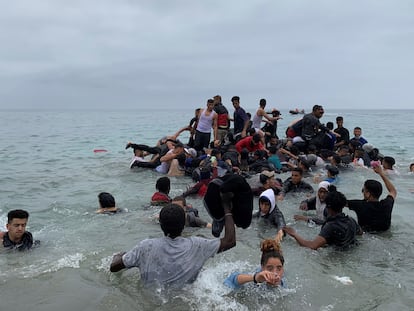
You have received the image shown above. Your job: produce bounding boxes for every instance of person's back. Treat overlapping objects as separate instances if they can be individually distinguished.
[320,212,359,250]
[110,202,236,288]
[123,234,220,287]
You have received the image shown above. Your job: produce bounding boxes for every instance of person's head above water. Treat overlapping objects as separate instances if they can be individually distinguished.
[260,239,284,285]
[159,203,186,239]
[98,192,116,208]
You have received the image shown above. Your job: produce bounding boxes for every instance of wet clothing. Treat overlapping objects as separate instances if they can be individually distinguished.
[2,231,36,251]
[235,136,265,153]
[319,213,360,250]
[301,113,329,142]
[214,103,230,129]
[224,269,286,289]
[280,178,314,197]
[122,236,220,288]
[268,154,282,170]
[334,127,350,146]
[151,192,171,204]
[347,195,394,232]
[254,189,286,230]
[233,107,249,134]
[300,196,327,225]
[185,207,208,228]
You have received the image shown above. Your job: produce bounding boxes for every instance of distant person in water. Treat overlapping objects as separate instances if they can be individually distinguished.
[96,192,123,214]
[151,177,172,205]
[382,156,399,176]
[0,209,39,251]
[224,239,286,289]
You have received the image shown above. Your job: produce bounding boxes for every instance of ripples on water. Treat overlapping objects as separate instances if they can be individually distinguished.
[0,109,413,311]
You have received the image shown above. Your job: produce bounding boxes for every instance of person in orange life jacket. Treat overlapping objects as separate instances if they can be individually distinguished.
[151,176,172,205]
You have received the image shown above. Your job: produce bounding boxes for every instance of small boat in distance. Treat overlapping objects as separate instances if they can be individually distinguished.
[289,108,305,115]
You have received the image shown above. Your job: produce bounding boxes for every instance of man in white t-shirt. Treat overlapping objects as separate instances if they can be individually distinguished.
[110,196,235,288]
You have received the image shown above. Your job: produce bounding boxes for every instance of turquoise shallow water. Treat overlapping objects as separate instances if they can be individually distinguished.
[1,108,414,311]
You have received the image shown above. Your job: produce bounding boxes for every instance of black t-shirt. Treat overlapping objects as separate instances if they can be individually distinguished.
[334,127,350,144]
[319,213,360,250]
[347,195,394,232]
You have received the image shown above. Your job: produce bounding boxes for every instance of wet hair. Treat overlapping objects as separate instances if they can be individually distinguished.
[383,156,395,168]
[299,159,311,170]
[176,152,186,167]
[156,177,171,194]
[325,188,347,213]
[332,155,342,165]
[172,195,186,206]
[7,209,29,224]
[339,145,349,152]
[292,167,303,176]
[258,196,271,205]
[364,179,382,199]
[268,145,277,155]
[211,148,221,157]
[231,96,240,102]
[159,203,185,238]
[98,192,116,208]
[248,127,256,136]
[260,239,284,266]
[307,144,317,153]
[259,98,266,108]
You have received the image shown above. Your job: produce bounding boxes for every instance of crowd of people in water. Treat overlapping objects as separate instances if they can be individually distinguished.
[2,94,413,292]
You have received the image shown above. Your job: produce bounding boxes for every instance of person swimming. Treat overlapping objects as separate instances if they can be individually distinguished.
[224,238,286,289]
[96,192,123,214]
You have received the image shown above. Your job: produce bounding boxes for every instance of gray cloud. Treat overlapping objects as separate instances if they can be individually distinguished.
[1,0,413,110]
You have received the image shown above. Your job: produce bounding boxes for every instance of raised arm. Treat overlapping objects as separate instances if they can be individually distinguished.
[218,192,236,253]
[373,165,397,199]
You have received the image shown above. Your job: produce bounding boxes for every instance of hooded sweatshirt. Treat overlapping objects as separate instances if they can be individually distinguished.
[255,189,286,230]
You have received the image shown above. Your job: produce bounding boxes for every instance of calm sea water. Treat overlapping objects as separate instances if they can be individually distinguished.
[1,108,413,311]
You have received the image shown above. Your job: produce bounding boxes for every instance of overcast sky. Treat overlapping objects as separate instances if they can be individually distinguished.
[1,0,413,111]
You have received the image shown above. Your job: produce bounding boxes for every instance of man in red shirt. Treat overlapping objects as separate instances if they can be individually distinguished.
[235,133,265,154]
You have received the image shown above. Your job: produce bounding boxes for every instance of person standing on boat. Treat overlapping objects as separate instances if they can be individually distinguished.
[213,95,230,144]
[231,96,249,140]
[334,116,350,149]
[193,99,218,152]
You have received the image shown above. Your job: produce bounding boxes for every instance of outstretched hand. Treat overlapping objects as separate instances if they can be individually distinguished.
[282,226,296,237]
